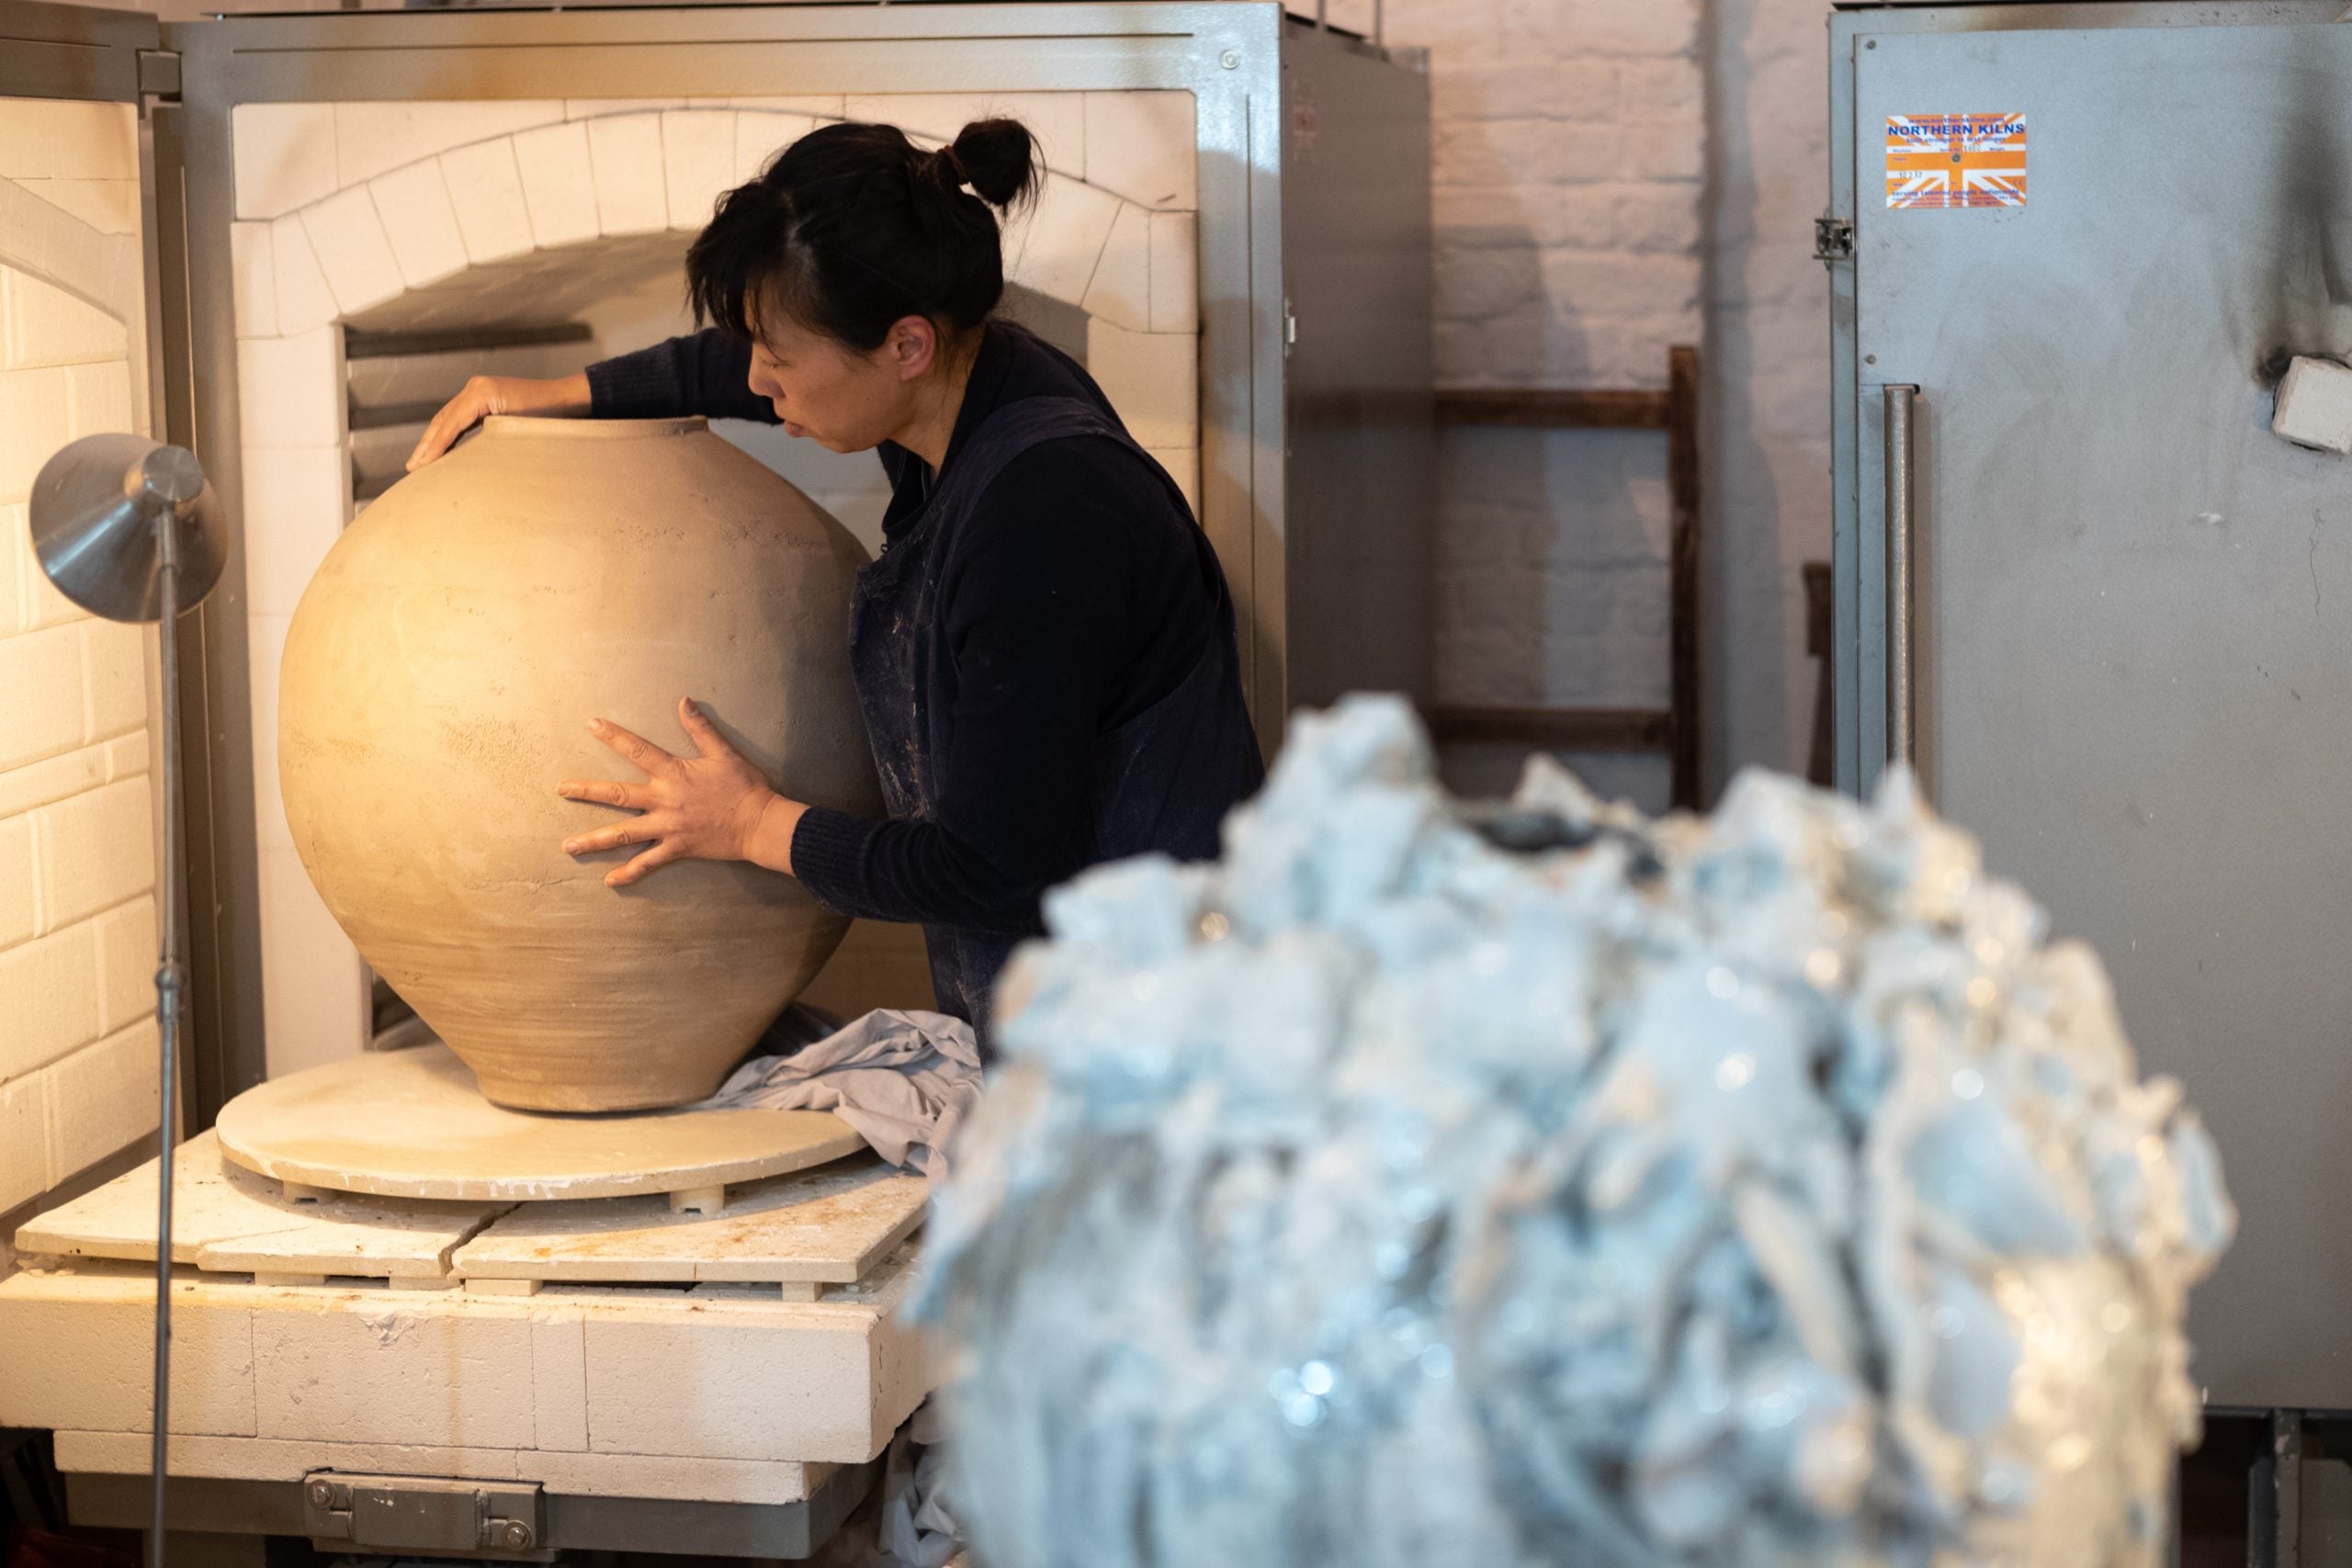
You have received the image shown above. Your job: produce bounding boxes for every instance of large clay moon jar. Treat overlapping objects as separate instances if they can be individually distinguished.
[279,415,881,1112]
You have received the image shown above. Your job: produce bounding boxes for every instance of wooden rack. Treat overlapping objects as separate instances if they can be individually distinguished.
[1426,345,1702,810]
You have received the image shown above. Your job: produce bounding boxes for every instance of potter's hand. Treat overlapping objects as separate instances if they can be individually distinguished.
[406,372,594,471]
[557,698,792,888]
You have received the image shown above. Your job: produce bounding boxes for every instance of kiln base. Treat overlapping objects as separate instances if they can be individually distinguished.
[56,1459,876,1563]
[2,1037,934,1559]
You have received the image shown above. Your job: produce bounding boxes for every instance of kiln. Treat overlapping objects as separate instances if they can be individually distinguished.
[0,0,1432,1556]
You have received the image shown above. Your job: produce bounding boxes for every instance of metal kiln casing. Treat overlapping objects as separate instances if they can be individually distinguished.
[1826,1,2352,1416]
[0,0,1434,1123]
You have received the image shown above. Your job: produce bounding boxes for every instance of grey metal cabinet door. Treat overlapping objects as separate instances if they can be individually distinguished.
[1846,15,2352,1410]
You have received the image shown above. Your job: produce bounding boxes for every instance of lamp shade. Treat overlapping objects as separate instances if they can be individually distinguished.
[30,434,227,623]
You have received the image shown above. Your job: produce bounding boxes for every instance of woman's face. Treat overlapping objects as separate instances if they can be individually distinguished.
[745,310,936,454]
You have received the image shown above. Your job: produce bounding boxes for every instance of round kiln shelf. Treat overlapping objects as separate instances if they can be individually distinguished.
[214,1044,865,1206]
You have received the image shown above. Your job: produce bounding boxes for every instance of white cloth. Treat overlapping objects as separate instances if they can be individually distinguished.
[805,1399,967,1568]
[879,1416,963,1568]
[694,1008,982,1177]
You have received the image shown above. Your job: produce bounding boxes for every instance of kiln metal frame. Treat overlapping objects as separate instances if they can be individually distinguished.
[63,1464,881,1561]
[0,1,1435,1130]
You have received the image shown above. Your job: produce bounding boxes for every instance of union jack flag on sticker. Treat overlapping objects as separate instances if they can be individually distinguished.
[1886,114,2028,209]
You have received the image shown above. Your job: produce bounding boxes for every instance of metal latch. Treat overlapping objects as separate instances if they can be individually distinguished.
[135,50,180,102]
[1815,216,1856,263]
[304,1472,548,1557]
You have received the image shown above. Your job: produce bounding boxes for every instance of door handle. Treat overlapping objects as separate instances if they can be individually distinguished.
[1883,385,1920,769]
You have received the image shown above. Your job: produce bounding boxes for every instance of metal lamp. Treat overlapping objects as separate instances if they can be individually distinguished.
[28,434,228,1564]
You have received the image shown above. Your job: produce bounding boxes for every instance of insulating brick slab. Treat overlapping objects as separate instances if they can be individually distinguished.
[0,1246,931,1474]
[0,1267,256,1436]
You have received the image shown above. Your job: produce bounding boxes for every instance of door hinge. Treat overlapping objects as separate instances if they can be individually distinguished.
[1815,216,1856,264]
[1283,298,1297,359]
[303,1472,548,1559]
[136,50,181,103]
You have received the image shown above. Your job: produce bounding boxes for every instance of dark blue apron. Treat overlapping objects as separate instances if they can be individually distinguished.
[848,395,1263,1040]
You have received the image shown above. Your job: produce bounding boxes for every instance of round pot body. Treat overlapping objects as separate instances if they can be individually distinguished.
[279,415,881,1111]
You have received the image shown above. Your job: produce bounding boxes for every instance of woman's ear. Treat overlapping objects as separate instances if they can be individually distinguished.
[887,315,940,381]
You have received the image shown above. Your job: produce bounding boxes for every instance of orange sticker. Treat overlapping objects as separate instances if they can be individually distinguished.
[1886,114,2027,209]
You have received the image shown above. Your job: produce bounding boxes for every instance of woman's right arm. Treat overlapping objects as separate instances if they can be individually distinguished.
[407,331,772,470]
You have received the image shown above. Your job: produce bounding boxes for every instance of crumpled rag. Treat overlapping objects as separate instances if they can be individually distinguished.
[693,1008,982,1178]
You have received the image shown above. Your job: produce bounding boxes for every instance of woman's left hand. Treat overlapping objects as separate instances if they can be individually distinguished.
[558,697,780,888]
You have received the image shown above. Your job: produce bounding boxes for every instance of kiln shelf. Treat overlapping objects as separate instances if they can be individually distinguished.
[19,1128,929,1300]
[215,1043,865,1213]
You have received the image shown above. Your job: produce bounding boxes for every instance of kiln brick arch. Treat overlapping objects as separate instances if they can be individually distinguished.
[249,107,1195,342]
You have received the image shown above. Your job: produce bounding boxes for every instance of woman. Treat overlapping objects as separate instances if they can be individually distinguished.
[408,118,1264,1043]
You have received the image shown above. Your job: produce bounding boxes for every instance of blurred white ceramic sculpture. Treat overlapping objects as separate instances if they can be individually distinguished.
[923,695,2234,1568]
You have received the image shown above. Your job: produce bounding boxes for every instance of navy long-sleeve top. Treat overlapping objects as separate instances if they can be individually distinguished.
[586,321,1234,941]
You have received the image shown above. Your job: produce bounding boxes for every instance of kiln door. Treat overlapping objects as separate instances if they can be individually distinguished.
[1845,15,2352,1411]
[0,0,230,1138]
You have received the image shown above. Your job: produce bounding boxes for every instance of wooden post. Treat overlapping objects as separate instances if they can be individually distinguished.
[1667,345,1702,810]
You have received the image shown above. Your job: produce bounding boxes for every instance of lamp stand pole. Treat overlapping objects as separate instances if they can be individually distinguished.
[148,501,184,1568]
[28,434,230,1568]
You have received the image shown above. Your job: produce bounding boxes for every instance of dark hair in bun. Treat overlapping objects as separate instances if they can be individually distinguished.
[684,117,1044,352]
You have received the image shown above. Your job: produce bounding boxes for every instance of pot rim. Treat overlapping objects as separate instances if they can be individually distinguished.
[481,414,709,440]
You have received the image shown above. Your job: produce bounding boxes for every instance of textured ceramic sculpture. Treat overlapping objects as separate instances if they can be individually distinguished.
[279,415,881,1112]
[924,696,2234,1568]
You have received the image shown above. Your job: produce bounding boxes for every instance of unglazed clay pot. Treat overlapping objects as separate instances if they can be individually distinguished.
[279,415,881,1112]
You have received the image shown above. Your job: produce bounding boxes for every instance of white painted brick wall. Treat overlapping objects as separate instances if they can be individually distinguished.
[1330,1,1821,805]
[0,213,160,1216]
[1369,0,1705,811]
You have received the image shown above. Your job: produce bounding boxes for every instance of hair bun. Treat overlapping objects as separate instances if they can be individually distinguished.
[948,118,1043,210]
[686,118,1027,350]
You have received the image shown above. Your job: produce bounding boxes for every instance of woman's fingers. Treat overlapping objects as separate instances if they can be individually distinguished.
[560,704,760,886]
[676,696,741,761]
[556,777,650,810]
[407,381,492,471]
[406,373,594,471]
[587,716,676,776]
[561,816,664,856]
[606,839,687,888]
